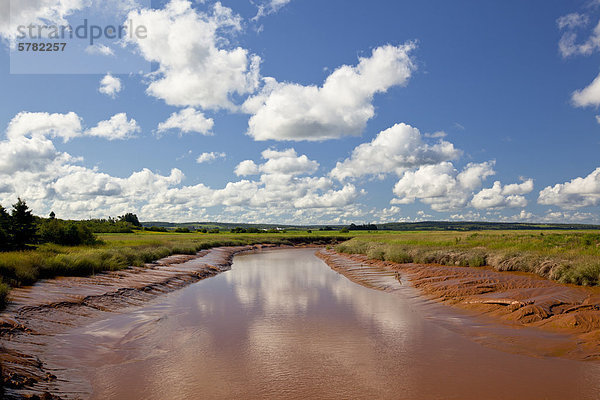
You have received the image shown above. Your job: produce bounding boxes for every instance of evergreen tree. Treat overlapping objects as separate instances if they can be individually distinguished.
[0,204,11,249]
[11,198,36,248]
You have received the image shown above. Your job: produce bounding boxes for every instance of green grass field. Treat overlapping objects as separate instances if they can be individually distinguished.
[1,229,599,310]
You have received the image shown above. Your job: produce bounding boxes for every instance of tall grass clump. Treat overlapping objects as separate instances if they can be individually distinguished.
[336,240,370,255]
[0,251,44,286]
[365,243,386,260]
[383,247,413,264]
[554,261,600,286]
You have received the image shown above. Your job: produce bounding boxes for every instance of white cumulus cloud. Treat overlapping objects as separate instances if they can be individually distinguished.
[330,123,460,181]
[6,111,82,142]
[235,160,259,176]
[99,74,122,98]
[0,135,66,175]
[572,72,600,107]
[293,184,358,208]
[502,179,535,195]
[0,0,88,41]
[392,161,496,212]
[243,42,416,141]
[126,0,261,110]
[157,108,214,135]
[86,113,141,140]
[471,179,533,209]
[538,167,600,209]
[196,152,226,164]
[259,148,319,176]
[6,111,139,142]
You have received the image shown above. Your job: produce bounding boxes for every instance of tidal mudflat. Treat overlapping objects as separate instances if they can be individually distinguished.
[3,248,599,399]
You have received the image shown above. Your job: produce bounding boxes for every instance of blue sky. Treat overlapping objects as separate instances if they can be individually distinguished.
[0,0,599,224]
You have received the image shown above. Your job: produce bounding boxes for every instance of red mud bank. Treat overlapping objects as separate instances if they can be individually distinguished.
[0,244,283,399]
[318,249,600,360]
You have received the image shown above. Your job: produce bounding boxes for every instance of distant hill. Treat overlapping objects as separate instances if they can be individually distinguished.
[141,220,600,232]
[376,221,600,231]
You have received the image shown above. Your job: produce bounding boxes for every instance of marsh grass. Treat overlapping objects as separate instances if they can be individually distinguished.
[336,230,600,286]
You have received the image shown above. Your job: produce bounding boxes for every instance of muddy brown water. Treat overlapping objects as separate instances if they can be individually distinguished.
[8,248,600,399]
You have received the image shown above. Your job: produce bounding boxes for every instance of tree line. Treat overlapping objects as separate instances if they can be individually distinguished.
[0,198,143,251]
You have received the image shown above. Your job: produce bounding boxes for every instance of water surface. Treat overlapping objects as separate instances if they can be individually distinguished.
[45,249,600,399]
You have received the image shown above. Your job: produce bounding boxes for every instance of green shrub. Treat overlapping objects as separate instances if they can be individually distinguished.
[39,220,97,246]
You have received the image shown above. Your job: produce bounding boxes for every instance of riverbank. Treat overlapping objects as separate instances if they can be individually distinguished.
[318,249,600,360]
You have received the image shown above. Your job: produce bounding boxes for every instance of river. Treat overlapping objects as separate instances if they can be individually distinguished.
[38,248,600,399]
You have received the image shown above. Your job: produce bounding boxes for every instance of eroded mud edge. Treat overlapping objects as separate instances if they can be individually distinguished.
[317,249,600,361]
